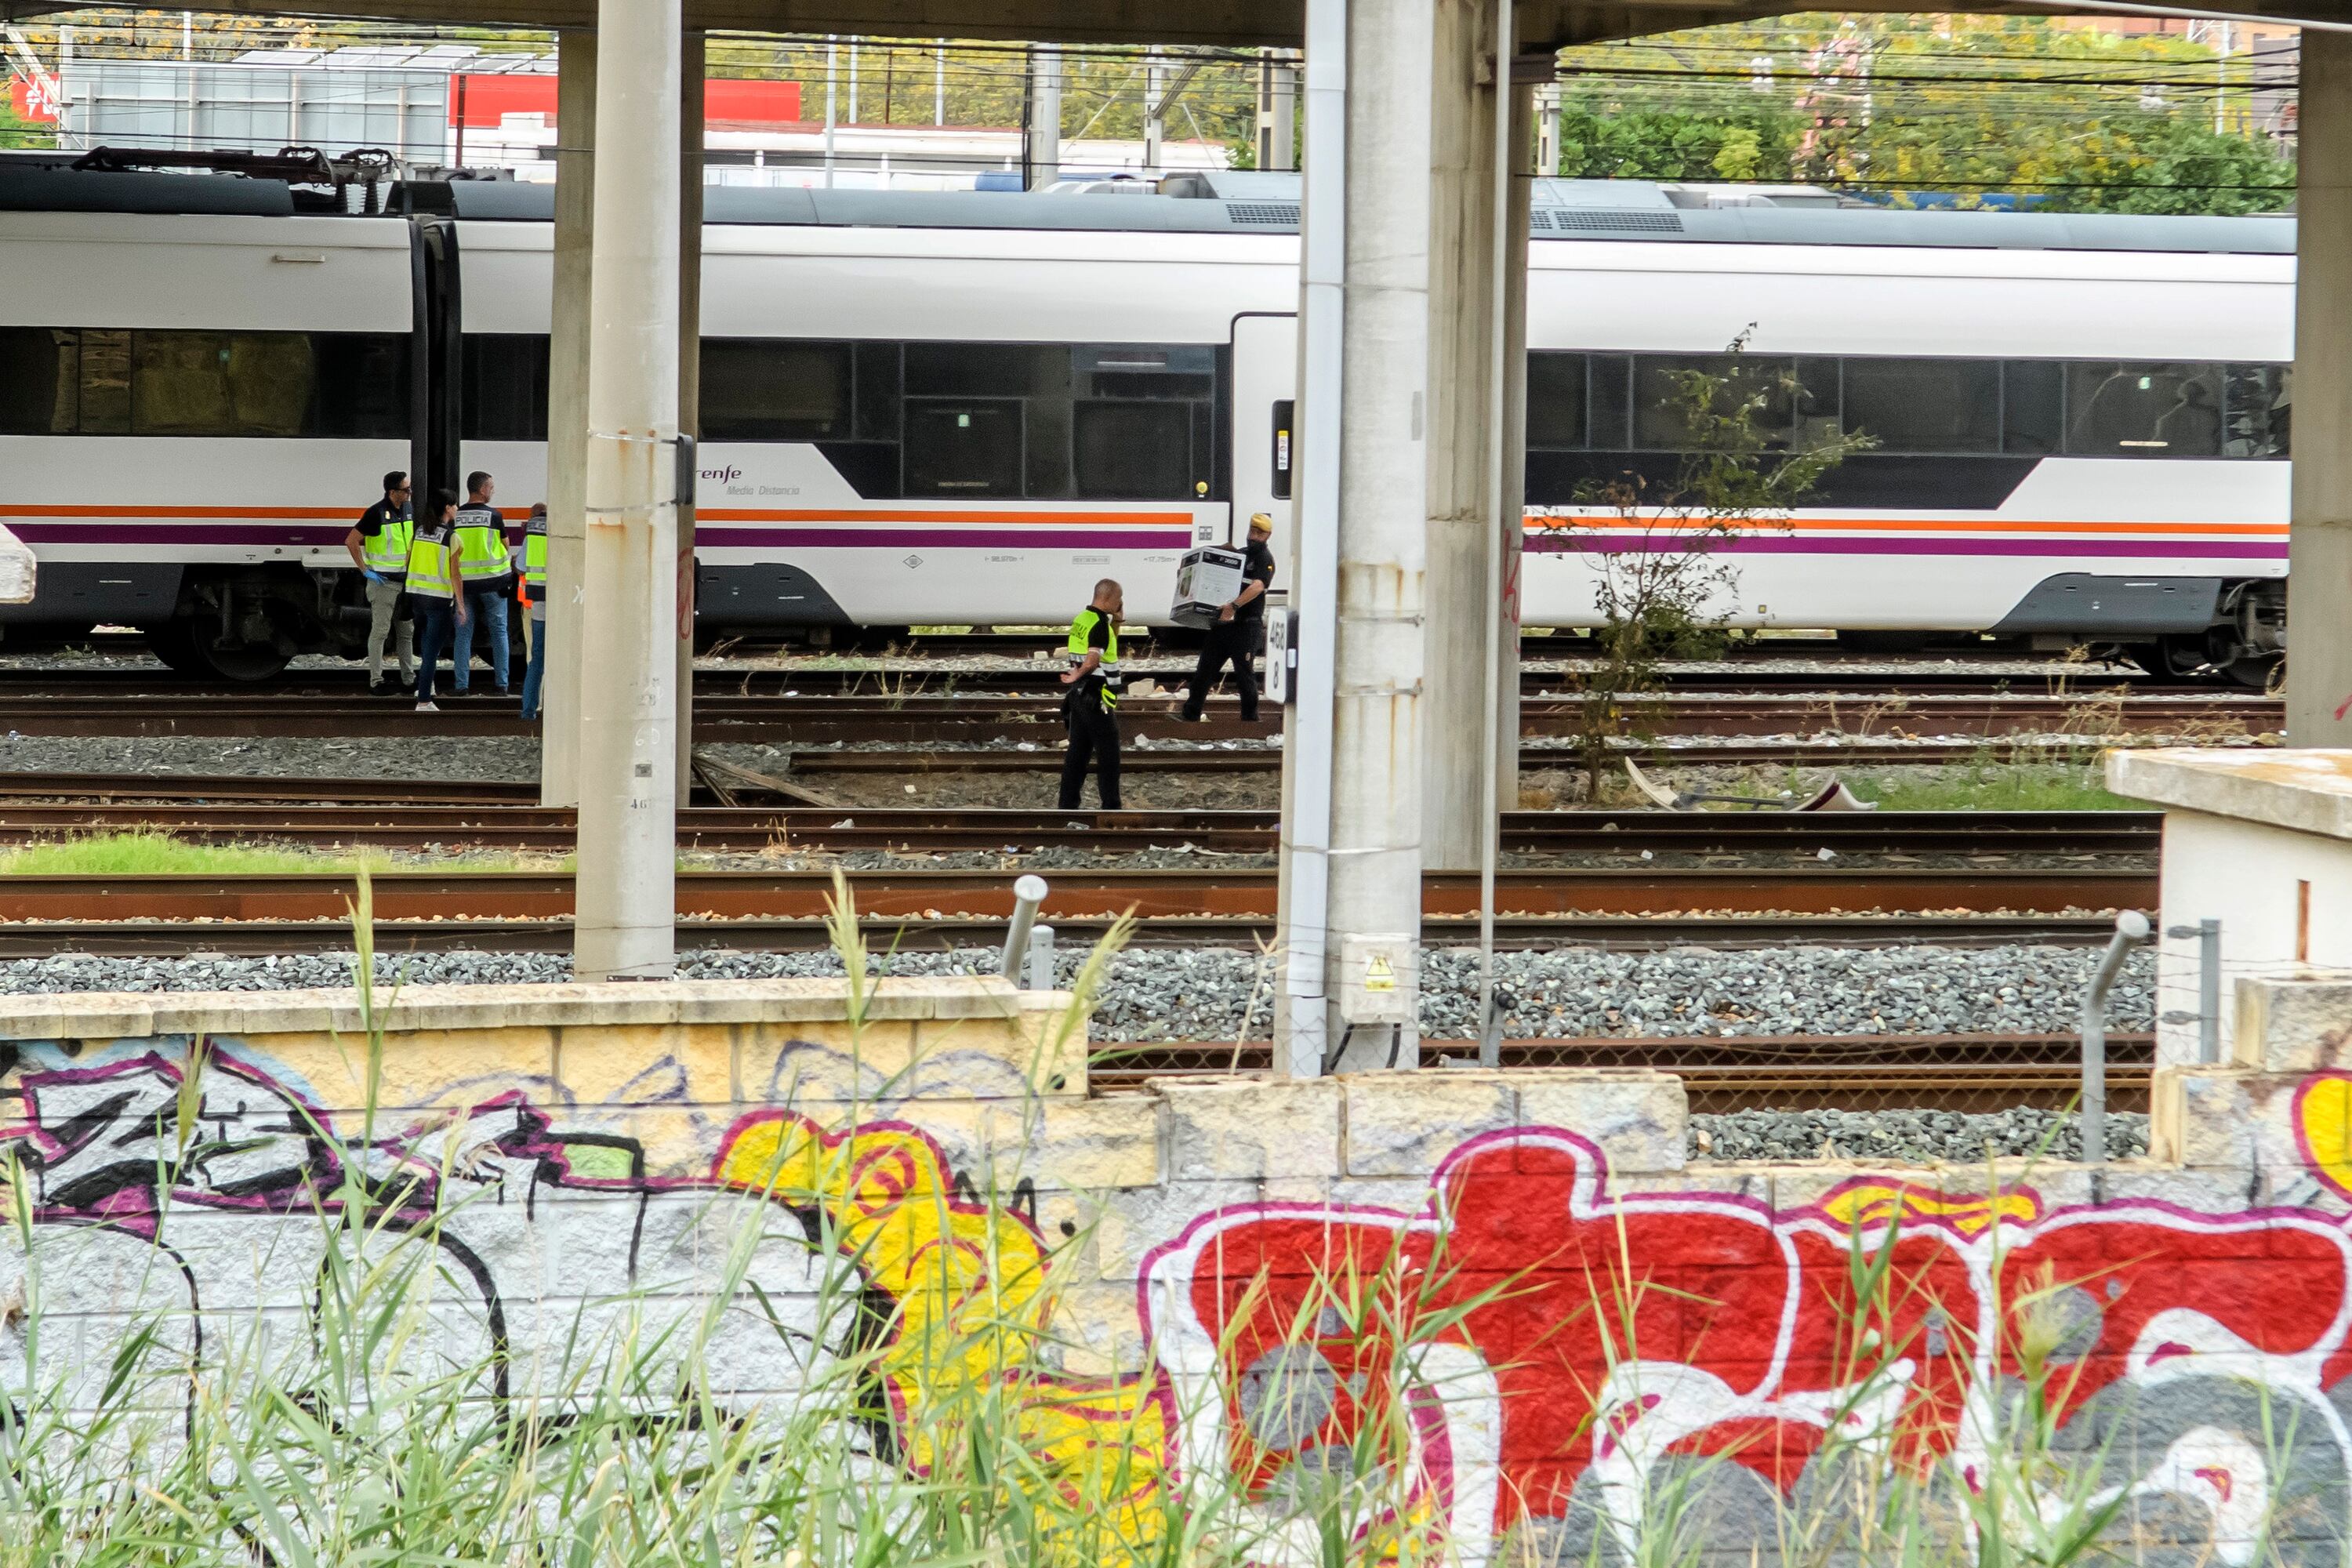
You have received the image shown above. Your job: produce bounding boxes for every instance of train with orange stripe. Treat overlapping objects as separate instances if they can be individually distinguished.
[0,154,2292,681]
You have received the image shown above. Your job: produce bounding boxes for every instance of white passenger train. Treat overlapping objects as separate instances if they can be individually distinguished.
[0,153,2293,681]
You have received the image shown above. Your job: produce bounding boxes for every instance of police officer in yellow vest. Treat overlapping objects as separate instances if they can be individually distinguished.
[1058,578,1124,811]
[343,470,415,695]
[404,488,470,713]
[448,470,514,697]
[518,502,550,721]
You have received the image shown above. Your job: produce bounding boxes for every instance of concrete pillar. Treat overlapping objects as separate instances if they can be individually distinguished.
[676,34,702,797]
[1259,53,1298,172]
[1145,50,1166,172]
[540,28,593,809]
[2290,31,2352,745]
[1423,2,1528,872]
[1327,0,1435,1070]
[573,0,681,980]
[1026,49,1060,188]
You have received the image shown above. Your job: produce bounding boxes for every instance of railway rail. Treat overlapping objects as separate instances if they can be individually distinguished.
[0,689,2275,744]
[0,863,2154,924]
[1091,1034,2154,1112]
[0,800,2160,856]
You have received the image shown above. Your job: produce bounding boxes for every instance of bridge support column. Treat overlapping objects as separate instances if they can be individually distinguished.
[540,27,593,808]
[2291,31,2352,743]
[1275,0,1434,1075]
[573,0,681,979]
[1423,0,1530,872]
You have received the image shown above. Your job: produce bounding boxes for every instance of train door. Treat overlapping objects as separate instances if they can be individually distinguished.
[410,216,463,500]
[1229,313,1297,557]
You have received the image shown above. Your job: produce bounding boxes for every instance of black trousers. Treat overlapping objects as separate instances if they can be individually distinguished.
[1059,698,1122,810]
[1182,618,1262,721]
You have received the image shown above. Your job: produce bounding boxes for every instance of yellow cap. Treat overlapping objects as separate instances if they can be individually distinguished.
[1248,512,1274,532]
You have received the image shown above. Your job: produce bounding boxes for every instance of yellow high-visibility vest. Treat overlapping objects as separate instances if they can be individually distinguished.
[405,521,457,598]
[453,504,510,583]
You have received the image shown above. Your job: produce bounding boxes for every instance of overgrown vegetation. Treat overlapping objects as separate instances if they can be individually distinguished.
[1544,332,1870,800]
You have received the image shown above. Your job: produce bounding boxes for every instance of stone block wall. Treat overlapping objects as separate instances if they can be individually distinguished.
[9,972,2352,1563]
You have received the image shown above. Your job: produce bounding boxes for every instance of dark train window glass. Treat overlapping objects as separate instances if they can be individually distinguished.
[700,339,850,441]
[904,400,1022,496]
[1842,358,1999,454]
[2064,361,2223,457]
[1078,343,1214,401]
[1588,354,1632,448]
[134,330,314,436]
[76,330,130,434]
[1075,401,1192,498]
[2225,364,2289,458]
[1526,352,1588,448]
[462,334,550,442]
[310,334,411,440]
[2002,361,2063,454]
[853,340,900,441]
[1634,354,1826,450]
[0,328,78,434]
[905,343,1069,398]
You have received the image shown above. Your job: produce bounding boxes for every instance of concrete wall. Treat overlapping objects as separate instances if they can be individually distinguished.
[9,974,2352,1561]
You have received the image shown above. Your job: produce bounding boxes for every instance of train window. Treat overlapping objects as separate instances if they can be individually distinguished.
[2224,365,2289,458]
[1633,354,1830,451]
[1074,401,1193,499]
[78,331,131,434]
[463,336,549,442]
[2001,361,2063,454]
[1588,355,1632,448]
[701,340,850,441]
[1842,359,1999,454]
[2064,361,2224,458]
[906,343,1069,399]
[0,328,78,434]
[1525,353,1588,448]
[853,341,901,442]
[904,400,1022,496]
[132,332,314,437]
[1079,344,1214,401]
[310,335,411,440]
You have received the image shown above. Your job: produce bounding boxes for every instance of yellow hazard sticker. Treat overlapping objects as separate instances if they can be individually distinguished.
[1364,953,1396,993]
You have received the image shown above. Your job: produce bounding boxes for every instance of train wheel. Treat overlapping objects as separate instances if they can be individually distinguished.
[2223,652,2283,690]
[195,639,292,682]
[143,624,206,674]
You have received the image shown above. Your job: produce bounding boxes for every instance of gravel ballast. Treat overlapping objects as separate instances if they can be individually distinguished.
[0,942,2154,1042]
[1690,1107,2150,1163]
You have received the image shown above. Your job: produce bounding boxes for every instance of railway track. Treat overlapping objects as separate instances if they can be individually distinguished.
[0,863,2153,924]
[0,688,2274,743]
[1091,1034,2154,1112]
[0,800,2160,855]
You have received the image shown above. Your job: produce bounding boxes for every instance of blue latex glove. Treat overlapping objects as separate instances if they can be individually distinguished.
[362,569,386,585]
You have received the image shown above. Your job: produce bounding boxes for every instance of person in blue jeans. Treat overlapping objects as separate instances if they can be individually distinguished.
[449,471,513,696]
[405,491,469,711]
[518,503,550,720]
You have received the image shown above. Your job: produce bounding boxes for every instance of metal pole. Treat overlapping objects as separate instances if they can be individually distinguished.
[824,37,837,188]
[1273,0,1345,1079]
[2081,909,2151,1167]
[1145,49,1165,173]
[1028,47,1061,188]
[848,35,858,125]
[1475,0,1514,1069]
[1001,873,1049,980]
[934,40,945,125]
[573,0,682,980]
[2200,916,2223,1063]
[1270,54,1298,171]
[1026,924,1057,992]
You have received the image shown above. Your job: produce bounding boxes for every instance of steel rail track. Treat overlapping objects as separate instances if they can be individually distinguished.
[0,912,2137,956]
[1088,1033,2155,1112]
[0,689,2274,743]
[0,864,2155,923]
[0,800,2161,855]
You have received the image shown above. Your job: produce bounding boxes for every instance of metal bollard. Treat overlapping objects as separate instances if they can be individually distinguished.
[2162,916,2225,1064]
[1027,924,1057,993]
[2082,909,2152,1168]
[1000,875,1049,984]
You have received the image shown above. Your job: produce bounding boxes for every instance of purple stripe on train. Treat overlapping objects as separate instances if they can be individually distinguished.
[1526,532,2291,560]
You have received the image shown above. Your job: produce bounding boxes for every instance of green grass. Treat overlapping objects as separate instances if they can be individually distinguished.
[1842,753,2140,811]
[0,833,554,876]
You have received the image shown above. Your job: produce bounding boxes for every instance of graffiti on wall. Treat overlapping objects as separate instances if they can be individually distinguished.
[1144,1129,2352,1565]
[8,1033,2352,1564]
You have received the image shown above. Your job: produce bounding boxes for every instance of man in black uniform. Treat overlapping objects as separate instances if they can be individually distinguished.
[1181,511,1276,723]
[1059,578,1124,811]
[343,470,415,695]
